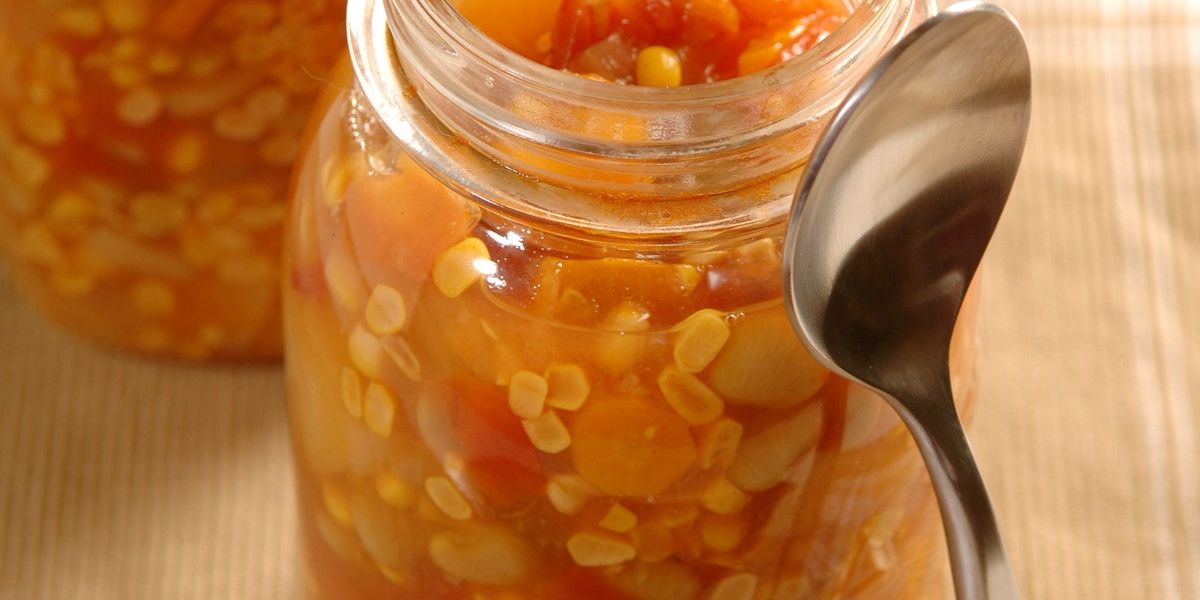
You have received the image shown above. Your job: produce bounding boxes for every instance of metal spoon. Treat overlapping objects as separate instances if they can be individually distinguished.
[782,3,1030,598]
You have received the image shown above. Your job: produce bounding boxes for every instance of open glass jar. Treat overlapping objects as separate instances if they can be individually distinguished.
[284,0,980,597]
[0,0,345,359]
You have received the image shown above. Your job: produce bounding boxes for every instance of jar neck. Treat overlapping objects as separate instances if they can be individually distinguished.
[347,0,933,245]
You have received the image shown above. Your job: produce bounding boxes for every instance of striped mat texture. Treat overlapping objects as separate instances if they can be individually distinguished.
[2,0,1198,598]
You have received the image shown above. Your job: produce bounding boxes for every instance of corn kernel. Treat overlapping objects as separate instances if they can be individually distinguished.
[115,86,162,126]
[233,31,278,64]
[363,382,396,437]
[522,411,570,454]
[432,237,492,298]
[8,144,50,189]
[146,50,181,75]
[700,513,746,554]
[321,155,366,207]
[0,174,35,216]
[185,50,228,77]
[865,508,904,570]
[599,504,638,533]
[165,133,205,174]
[130,279,176,318]
[83,228,191,278]
[553,288,595,323]
[322,482,353,527]
[18,223,65,267]
[425,476,472,521]
[315,512,361,562]
[701,478,750,515]
[375,473,414,509]
[697,418,743,469]
[111,36,142,60]
[129,192,187,238]
[108,63,145,88]
[673,309,730,373]
[50,270,96,297]
[56,7,104,36]
[606,300,652,332]
[365,285,408,335]
[535,32,552,54]
[103,0,149,32]
[348,324,384,379]
[213,107,266,141]
[323,251,367,314]
[545,364,589,411]
[597,301,650,374]
[45,191,95,237]
[508,371,547,419]
[205,227,252,254]
[340,367,363,419]
[657,367,724,425]
[635,46,683,88]
[546,474,596,515]
[32,44,79,91]
[245,86,289,119]
[567,533,636,567]
[381,335,422,381]
[710,573,757,600]
[16,106,66,146]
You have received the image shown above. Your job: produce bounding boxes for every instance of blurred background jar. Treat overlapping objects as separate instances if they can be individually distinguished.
[282,0,986,598]
[0,0,346,359]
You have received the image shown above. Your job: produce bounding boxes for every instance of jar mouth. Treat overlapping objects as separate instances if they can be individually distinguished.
[348,0,933,243]
[406,0,886,105]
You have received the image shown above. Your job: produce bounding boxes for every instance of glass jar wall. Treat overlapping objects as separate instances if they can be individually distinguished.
[0,0,345,359]
[284,0,978,597]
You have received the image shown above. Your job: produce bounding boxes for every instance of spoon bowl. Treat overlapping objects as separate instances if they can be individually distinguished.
[783,3,1031,599]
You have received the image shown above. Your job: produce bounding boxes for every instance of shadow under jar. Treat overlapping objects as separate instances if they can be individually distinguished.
[283,0,982,597]
[0,0,346,359]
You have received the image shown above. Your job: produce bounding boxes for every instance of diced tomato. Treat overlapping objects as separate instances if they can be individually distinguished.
[548,0,599,68]
[687,0,741,36]
[732,0,821,23]
[453,376,546,508]
[642,0,685,35]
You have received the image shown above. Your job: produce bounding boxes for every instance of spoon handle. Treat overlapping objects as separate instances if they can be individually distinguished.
[896,390,1020,600]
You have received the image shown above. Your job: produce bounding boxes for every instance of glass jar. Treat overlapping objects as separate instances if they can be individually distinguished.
[284,0,980,597]
[0,0,346,359]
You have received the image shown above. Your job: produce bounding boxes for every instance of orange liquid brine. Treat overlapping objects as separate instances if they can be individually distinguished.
[286,2,972,599]
[0,0,345,358]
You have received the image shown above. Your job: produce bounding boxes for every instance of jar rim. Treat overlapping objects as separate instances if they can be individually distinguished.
[400,0,897,105]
